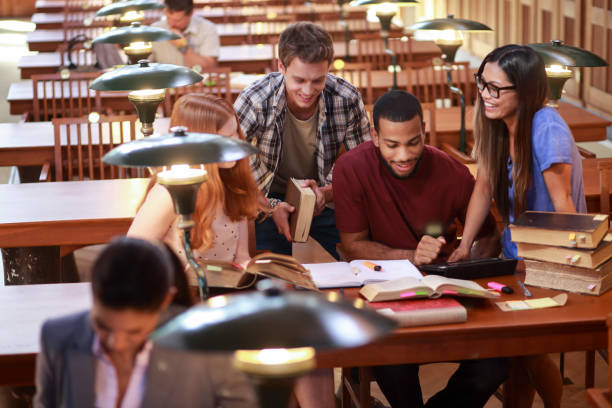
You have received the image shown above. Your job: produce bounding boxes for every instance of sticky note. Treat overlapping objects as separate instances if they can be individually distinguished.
[400,292,416,298]
[525,298,558,308]
[206,265,223,272]
[506,301,530,310]
[594,214,607,221]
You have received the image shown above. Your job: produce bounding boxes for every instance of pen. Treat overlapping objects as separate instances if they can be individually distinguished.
[363,261,382,271]
[517,280,532,297]
[487,281,514,294]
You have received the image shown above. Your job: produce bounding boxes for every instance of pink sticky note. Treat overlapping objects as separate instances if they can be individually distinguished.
[400,292,416,298]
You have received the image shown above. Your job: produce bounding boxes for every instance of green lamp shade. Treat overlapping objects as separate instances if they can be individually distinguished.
[408,14,492,31]
[95,0,163,17]
[89,60,203,91]
[349,0,418,5]
[102,127,258,167]
[92,22,180,44]
[527,40,608,68]
[151,282,396,351]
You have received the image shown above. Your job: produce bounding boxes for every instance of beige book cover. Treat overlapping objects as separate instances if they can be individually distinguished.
[509,211,609,249]
[285,177,316,242]
[517,233,612,268]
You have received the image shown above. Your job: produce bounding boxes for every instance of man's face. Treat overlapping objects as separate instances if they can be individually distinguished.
[279,57,328,117]
[91,300,161,356]
[164,8,192,32]
[372,115,425,179]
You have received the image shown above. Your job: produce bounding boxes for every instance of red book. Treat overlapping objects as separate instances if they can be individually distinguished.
[368,298,467,327]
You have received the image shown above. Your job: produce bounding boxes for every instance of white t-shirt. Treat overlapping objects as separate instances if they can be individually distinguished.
[151,15,220,66]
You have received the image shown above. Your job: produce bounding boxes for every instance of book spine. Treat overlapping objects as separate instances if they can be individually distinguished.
[377,307,467,327]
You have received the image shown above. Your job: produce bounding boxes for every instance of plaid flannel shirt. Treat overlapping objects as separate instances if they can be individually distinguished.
[234,72,371,203]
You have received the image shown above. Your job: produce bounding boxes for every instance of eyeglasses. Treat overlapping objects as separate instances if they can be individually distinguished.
[474,74,516,98]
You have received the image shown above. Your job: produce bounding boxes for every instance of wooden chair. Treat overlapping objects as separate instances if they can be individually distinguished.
[404,59,475,108]
[586,314,612,407]
[354,33,413,71]
[245,14,294,44]
[330,62,374,106]
[30,71,103,122]
[163,67,233,116]
[598,161,612,214]
[57,41,98,71]
[48,114,139,181]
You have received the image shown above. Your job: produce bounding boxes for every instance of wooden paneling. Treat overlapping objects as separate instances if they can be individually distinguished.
[584,0,612,113]
[0,0,36,17]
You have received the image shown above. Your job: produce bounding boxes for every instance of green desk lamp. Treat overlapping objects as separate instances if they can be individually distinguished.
[152,279,397,408]
[408,15,492,153]
[92,22,180,65]
[350,0,419,89]
[527,40,608,108]
[103,126,258,299]
[95,0,164,26]
[89,60,202,137]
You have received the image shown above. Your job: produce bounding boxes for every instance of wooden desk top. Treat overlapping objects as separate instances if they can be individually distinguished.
[19,39,440,77]
[0,272,610,385]
[0,178,149,247]
[316,272,612,368]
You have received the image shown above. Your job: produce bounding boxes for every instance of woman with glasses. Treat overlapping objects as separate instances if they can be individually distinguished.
[449,44,586,407]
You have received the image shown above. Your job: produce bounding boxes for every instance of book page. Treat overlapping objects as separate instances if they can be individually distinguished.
[304,262,359,288]
[349,259,423,284]
[421,275,496,298]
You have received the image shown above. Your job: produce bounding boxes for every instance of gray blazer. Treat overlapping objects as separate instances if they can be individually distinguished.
[34,311,258,408]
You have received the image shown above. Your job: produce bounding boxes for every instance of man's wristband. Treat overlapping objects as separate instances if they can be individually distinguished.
[178,45,188,54]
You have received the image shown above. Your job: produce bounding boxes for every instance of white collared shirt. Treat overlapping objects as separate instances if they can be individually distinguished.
[151,15,220,66]
[92,335,154,408]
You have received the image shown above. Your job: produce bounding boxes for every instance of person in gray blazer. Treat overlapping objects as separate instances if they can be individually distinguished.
[34,237,257,408]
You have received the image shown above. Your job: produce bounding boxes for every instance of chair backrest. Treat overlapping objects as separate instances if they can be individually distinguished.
[404,60,475,108]
[598,161,612,214]
[52,114,139,181]
[31,71,103,122]
[245,15,294,44]
[329,62,373,106]
[164,67,233,116]
[354,33,413,70]
[57,42,98,71]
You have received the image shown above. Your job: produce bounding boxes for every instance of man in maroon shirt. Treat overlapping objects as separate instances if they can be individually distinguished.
[333,90,506,407]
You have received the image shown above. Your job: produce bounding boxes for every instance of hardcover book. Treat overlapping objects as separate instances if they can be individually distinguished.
[284,178,316,243]
[509,211,609,249]
[360,275,499,302]
[368,298,467,327]
[197,252,318,290]
[517,233,612,269]
[524,259,612,296]
[304,259,422,289]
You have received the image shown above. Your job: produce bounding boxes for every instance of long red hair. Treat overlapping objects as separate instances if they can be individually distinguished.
[145,94,262,250]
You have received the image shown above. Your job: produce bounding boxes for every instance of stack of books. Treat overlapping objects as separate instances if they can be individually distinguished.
[510,211,612,295]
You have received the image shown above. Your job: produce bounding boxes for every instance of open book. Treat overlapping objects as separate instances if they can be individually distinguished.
[360,275,499,302]
[304,259,422,289]
[198,253,318,290]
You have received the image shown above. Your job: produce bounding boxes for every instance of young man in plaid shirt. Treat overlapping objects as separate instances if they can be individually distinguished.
[234,22,371,259]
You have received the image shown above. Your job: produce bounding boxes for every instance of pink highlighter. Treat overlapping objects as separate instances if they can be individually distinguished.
[487,281,514,294]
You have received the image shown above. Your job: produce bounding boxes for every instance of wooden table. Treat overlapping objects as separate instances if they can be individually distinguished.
[0,282,92,386]
[1,273,610,387]
[31,5,367,30]
[18,39,440,78]
[30,19,397,46]
[434,102,611,145]
[0,178,148,248]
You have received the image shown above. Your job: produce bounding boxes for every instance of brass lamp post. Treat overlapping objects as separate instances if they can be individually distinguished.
[527,40,608,108]
[152,279,397,408]
[89,60,202,137]
[408,15,492,153]
[102,126,258,299]
[92,22,180,65]
[350,0,419,89]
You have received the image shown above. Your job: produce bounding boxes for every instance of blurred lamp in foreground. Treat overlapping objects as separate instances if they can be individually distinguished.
[92,22,180,64]
[408,15,492,152]
[103,126,258,298]
[528,40,608,108]
[89,60,202,136]
[95,0,163,17]
[152,280,397,407]
[349,0,419,89]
